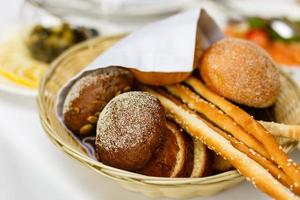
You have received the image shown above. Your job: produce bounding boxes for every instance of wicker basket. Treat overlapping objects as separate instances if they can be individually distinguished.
[37,35,300,199]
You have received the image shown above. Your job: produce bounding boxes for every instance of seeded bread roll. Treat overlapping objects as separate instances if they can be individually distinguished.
[200,38,280,108]
[95,91,166,171]
[63,66,134,135]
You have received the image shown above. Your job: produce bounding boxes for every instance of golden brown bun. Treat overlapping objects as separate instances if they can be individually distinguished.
[130,68,191,86]
[63,66,134,135]
[190,138,209,177]
[95,91,166,171]
[200,38,280,108]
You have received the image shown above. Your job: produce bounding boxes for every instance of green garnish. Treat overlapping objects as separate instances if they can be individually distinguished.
[247,17,269,29]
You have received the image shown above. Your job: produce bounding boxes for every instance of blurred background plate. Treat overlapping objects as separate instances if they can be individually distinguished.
[2,0,300,97]
[0,75,37,97]
[25,0,193,17]
[0,25,39,97]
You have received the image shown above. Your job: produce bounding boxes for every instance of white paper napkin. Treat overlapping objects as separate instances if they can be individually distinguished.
[56,8,224,126]
[88,10,199,73]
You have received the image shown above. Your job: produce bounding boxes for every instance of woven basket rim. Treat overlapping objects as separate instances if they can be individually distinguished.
[37,35,299,185]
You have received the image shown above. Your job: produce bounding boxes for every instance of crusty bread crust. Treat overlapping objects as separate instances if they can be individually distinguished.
[200,38,280,108]
[130,68,190,86]
[96,92,166,171]
[139,121,183,177]
[190,138,207,177]
[167,122,187,177]
[63,66,134,135]
[143,86,299,200]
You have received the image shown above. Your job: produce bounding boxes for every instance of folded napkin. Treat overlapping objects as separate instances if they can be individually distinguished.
[56,8,224,128]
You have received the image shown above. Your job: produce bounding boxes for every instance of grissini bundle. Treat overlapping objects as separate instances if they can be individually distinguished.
[164,84,300,194]
[142,86,299,200]
[202,117,299,194]
[260,121,300,141]
[185,77,300,187]
[164,84,269,158]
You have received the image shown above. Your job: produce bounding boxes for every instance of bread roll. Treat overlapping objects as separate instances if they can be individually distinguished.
[212,154,233,173]
[139,121,187,177]
[190,138,209,177]
[63,66,134,135]
[95,91,166,171]
[200,38,280,108]
[130,68,190,86]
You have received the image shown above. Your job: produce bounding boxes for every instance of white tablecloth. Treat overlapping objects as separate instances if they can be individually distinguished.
[1,1,300,200]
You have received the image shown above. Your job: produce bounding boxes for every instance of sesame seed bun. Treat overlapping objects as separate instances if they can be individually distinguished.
[200,38,280,108]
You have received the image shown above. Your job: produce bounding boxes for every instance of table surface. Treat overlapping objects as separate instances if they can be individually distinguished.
[1,1,300,200]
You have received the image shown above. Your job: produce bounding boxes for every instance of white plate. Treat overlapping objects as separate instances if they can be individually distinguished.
[0,75,37,97]
[0,25,38,97]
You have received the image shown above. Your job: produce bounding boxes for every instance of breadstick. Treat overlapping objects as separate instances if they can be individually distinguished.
[143,86,299,200]
[205,120,300,195]
[165,84,269,158]
[185,77,300,187]
[260,121,300,141]
[164,85,299,194]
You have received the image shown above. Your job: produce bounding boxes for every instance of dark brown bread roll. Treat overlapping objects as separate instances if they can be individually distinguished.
[63,66,134,135]
[139,121,187,177]
[212,153,233,173]
[139,121,210,178]
[95,91,166,171]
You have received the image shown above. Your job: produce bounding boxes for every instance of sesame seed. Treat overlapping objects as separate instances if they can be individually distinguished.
[277,174,281,179]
